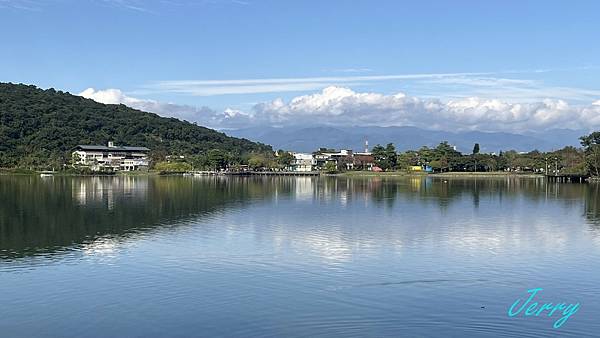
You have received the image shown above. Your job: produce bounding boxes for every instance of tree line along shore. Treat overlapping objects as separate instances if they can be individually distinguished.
[4,131,600,179]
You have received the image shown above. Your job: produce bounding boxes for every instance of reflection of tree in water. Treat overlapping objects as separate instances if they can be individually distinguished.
[2,175,598,260]
[313,176,595,215]
[584,183,600,227]
[315,177,528,210]
[0,176,285,260]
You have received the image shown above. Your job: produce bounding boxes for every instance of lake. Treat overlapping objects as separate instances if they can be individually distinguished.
[1,175,600,337]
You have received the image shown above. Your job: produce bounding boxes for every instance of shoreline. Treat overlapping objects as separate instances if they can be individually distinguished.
[0,169,160,177]
[0,169,567,180]
[340,171,543,178]
[427,172,543,178]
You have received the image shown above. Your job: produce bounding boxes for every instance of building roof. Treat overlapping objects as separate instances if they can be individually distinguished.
[75,145,150,152]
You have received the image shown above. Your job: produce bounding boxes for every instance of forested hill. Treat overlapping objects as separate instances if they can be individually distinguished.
[0,83,272,168]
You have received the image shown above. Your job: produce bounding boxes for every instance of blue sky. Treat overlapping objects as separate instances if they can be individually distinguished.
[2,0,600,131]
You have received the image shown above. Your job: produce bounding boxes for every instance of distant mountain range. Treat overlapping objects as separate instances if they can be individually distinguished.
[227,125,586,153]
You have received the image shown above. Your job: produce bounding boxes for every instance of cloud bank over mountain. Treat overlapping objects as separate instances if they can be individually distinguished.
[79,88,251,128]
[79,86,600,133]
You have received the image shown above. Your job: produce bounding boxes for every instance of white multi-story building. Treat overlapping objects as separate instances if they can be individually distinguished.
[319,149,355,170]
[72,142,150,171]
[292,153,314,172]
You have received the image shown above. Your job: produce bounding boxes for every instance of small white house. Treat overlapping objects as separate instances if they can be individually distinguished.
[292,153,314,172]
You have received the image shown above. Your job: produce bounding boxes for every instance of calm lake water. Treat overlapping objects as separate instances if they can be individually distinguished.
[1,175,600,337]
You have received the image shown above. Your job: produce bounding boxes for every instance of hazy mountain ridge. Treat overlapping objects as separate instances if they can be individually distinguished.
[227,125,585,153]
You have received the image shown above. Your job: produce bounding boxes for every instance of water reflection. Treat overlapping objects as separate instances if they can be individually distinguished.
[584,183,600,225]
[3,175,600,337]
[0,176,278,259]
[2,175,600,261]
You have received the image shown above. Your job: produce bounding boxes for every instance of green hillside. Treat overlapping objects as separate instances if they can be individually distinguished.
[0,83,272,168]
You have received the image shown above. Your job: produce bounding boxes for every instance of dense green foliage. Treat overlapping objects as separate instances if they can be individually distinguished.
[276,150,295,168]
[375,140,588,175]
[372,143,398,170]
[324,161,338,174]
[580,132,600,176]
[154,161,193,173]
[0,83,271,169]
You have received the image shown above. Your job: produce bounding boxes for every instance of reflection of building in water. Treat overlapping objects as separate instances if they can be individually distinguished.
[72,177,148,209]
[294,177,315,201]
[409,177,422,191]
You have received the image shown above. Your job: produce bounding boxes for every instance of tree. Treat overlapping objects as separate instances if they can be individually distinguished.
[553,146,585,174]
[189,154,210,170]
[207,149,227,170]
[429,160,443,172]
[372,143,398,170]
[417,146,435,164]
[276,150,295,169]
[385,143,398,170]
[154,161,192,173]
[248,153,267,170]
[324,161,338,174]
[372,144,388,170]
[397,150,419,170]
[471,143,483,172]
[580,132,600,176]
[433,141,462,171]
[70,152,82,166]
[496,151,508,171]
[484,156,497,172]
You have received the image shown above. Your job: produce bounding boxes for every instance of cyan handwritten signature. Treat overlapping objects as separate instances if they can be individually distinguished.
[508,288,580,328]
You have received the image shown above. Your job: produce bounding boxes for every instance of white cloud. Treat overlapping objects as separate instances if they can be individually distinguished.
[0,0,41,10]
[415,76,600,103]
[79,88,134,105]
[141,68,600,105]
[79,88,252,128]
[331,68,373,73]
[99,0,151,13]
[143,72,490,96]
[79,86,600,132]
[252,87,599,132]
